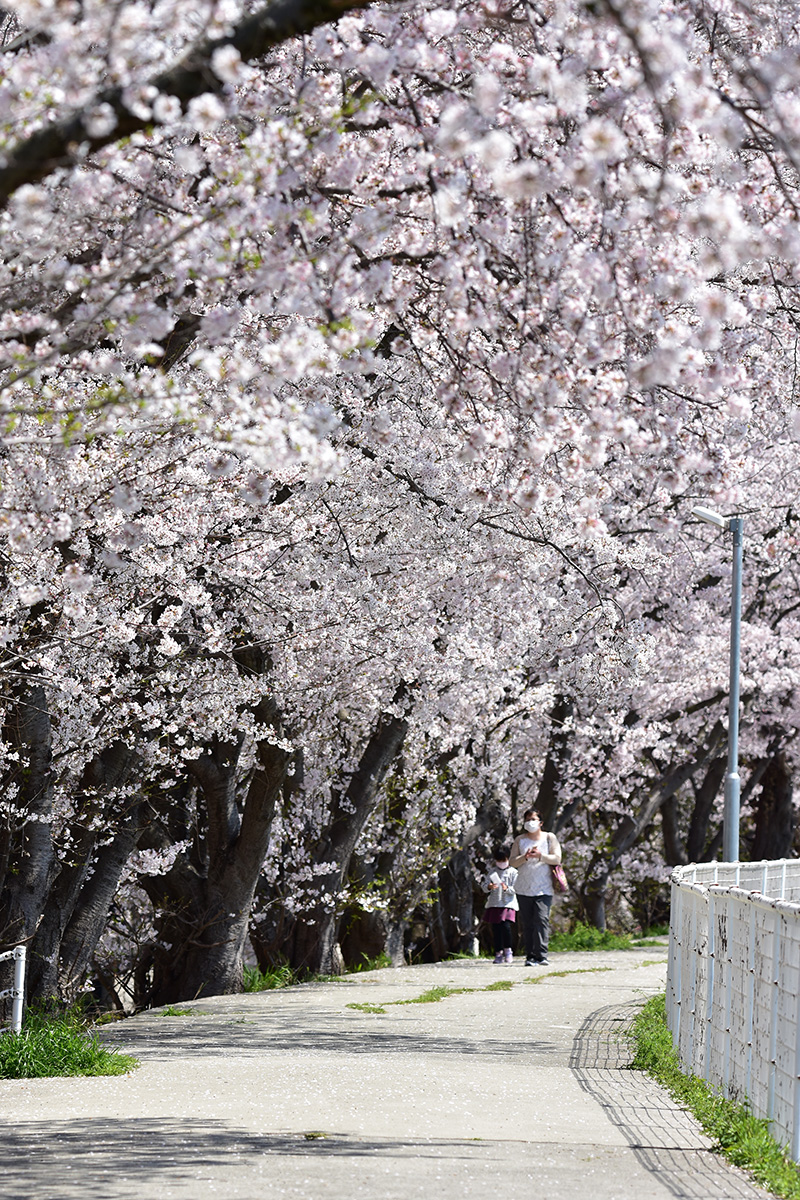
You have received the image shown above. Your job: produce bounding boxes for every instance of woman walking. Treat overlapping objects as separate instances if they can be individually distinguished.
[509,808,562,966]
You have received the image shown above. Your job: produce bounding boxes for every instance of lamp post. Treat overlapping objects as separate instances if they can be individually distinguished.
[691,506,744,862]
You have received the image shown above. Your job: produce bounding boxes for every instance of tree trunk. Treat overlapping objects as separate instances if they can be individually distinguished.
[685,755,726,862]
[427,794,505,958]
[25,741,141,1002]
[431,847,477,955]
[0,684,55,950]
[145,868,258,1005]
[581,880,607,931]
[143,693,292,1006]
[661,795,687,867]
[285,688,410,975]
[752,750,795,860]
[57,804,146,1002]
[536,695,574,830]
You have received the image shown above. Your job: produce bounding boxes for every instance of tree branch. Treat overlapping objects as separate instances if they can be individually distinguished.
[0,0,376,208]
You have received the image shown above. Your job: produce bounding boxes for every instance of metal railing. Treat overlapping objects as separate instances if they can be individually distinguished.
[667,860,800,1159]
[0,945,26,1034]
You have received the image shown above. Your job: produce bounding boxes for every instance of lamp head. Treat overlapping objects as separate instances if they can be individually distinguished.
[691,506,728,530]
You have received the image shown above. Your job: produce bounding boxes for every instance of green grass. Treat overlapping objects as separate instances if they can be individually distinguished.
[395,985,475,1005]
[631,994,800,1199]
[524,966,614,984]
[243,963,296,992]
[346,979,518,1014]
[243,953,390,992]
[0,1004,138,1079]
[549,922,634,951]
[348,952,392,972]
[156,1005,195,1016]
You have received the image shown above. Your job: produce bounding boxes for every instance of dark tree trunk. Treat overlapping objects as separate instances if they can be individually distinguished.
[661,795,687,867]
[144,867,258,1005]
[428,795,505,958]
[685,756,726,862]
[536,695,574,831]
[0,684,55,950]
[57,803,146,1001]
[285,688,410,975]
[340,907,393,968]
[143,694,292,1006]
[430,847,477,956]
[25,741,141,1002]
[752,751,794,860]
[581,880,607,931]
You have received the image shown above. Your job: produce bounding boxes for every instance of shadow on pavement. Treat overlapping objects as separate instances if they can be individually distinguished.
[101,1019,559,1060]
[0,1119,526,1200]
[571,1002,767,1200]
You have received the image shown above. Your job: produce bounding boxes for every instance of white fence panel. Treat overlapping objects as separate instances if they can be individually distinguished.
[668,860,800,1158]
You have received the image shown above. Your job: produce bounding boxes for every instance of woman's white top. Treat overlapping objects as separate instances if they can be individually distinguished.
[511,832,559,897]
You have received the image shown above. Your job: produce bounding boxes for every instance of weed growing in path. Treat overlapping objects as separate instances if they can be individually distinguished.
[346,979,517,1014]
[395,985,475,1005]
[524,967,615,984]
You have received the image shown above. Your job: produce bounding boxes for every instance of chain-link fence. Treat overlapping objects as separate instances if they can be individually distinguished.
[0,945,26,1034]
[668,860,800,1159]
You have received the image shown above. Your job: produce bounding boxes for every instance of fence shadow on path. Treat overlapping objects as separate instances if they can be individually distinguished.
[570,1002,768,1200]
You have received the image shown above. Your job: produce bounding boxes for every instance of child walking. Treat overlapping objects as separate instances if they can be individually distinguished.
[482,845,518,964]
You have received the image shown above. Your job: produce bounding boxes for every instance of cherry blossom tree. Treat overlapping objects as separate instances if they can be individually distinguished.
[1,0,800,1003]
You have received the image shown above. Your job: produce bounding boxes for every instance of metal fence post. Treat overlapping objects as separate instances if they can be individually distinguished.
[672,879,683,1047]
[687,895,698,1069]
[768,908,780,1121]
[705,890,716,1082]
[746,902,756,1099]
[11,946,25,1035]
[723,891,733,1095]
[793,981,800,1161]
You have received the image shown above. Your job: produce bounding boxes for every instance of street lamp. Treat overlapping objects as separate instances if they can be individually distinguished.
[691,505,744,862]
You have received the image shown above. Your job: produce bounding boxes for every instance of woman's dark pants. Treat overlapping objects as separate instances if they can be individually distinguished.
[517,894,552,962]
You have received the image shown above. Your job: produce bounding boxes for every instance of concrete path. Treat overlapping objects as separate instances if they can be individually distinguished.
[0,947,777,1199]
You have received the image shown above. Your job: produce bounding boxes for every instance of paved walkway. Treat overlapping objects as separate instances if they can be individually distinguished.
[0,947,777,1199]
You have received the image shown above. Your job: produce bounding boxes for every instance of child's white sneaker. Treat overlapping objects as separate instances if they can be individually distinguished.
[503,948,513,964]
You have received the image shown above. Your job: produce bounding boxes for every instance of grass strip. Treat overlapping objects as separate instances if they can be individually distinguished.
[0,1006,138,1078]
[631,994,800,1199]
[524,966,614,984]
[394,985,475,1005]
[346,979,514,1014]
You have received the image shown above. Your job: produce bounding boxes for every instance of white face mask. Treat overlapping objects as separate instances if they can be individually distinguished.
[524,820,540,832]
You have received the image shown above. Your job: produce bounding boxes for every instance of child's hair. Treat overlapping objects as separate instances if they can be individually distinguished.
[493,844,511,861]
